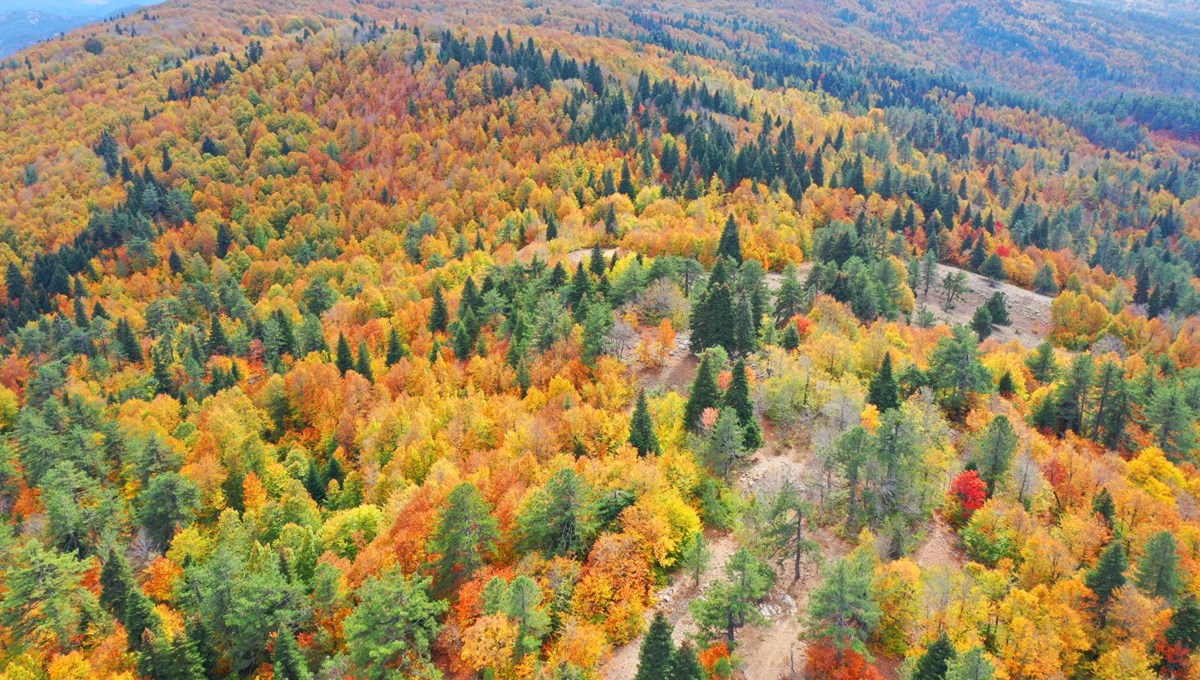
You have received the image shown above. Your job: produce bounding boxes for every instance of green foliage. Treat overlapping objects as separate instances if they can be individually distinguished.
[629,390,660,456]
[807,549,880,656]
[725,359,762,450]
[1086,540,1128,610]
[635,612,674,680]
[429,483,499,593]
[928,325,992,420]
[867,352,899,412]
[1136,531,1181,602]
[690,548,775,646]
[913,632,956,680]
[517,467,593,558]
[684,354,722,432]
[344,568,446,679]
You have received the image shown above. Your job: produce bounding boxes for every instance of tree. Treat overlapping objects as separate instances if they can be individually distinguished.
[354,339,374,381]
[984,292,1010,326]
[725,359,763,450]
[1090,360,1129,450]
[970,304,993,340]
[343,567,447,680]
[683,354,722,432]
[807,550,880,655]
[774,264,805,326]
[1087,540,1128,613]
[980,253,1006,281]
[997,370,1016,397]
[429,483,499,594]
[704,408,746,482]
[635,612,674,680]
[385,327,407,366]
[1092,488,1116,529]
[717,214,743,263]
[668,642,705,680]
[429,285,448,333]
[1147,384,1195,460]
[690,259,736,352]
[1136,531,1181,602]
[116,318,144,363]
[913,632,956,680]
[973,416,1017,495]
[867,352,900,412]
[138,472,201,551]
[0,540,95,652]
[941,271,968,310]
[761,481,817,581]
[677,531,712,590]
[1026,342,1057,383]
[517,467,591,558]
[334,333,353,375]
[690,548,775,646]
[1033,264,1059,295]
[272,626,312,680]
[945,648,996,680]
[629,390,660,456]
[928,325,992,420]
[216,223,233,258]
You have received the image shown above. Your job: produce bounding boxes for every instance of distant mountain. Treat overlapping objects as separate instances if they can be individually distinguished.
[0,2,159,58]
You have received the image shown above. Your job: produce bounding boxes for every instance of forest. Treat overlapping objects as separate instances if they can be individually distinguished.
[0,0,1199,678]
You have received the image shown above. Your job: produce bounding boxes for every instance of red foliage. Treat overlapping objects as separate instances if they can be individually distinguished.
[698,641,730,674]
[945,469,988,527]
[805,641,885,680]
[1156,637,1192,679]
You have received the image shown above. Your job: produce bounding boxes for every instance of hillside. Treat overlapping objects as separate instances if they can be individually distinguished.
[0,1,1199,679]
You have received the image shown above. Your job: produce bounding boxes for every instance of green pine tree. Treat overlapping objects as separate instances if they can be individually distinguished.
[629,390,660,456]
[725,359,763,450]
[634,612,674,680]
[1136,531,1181,602]
[867,352,900,412]
[429,285,448,333]
[684,354,722,432]
[913,632,956,680]
[1085,540,1127,612]
[334,333,354,375]
[717,214,743,263]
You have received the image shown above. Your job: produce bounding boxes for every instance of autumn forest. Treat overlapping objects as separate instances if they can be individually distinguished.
[1,0,1200,678]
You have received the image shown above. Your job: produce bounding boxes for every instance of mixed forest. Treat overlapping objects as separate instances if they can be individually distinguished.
[1,0,1200,678]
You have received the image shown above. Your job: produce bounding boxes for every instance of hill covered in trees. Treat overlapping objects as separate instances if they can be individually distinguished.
[0,0,1199,678]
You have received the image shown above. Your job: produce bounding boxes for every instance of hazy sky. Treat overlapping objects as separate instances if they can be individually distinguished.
[0,0,160,17]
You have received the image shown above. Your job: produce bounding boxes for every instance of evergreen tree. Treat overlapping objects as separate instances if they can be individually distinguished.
[773,264,805,326]
[115,318,143,363]
[1092,488,1116,530]
[997,370,1016,397]
[99,548,134,616]
[1166,595,1200,649]
[429,285,448,333]
[807,550,880,655]
[1090,360,1130,450]
[928,325,992,420]
[689,259,735,352]
[1086,540,1127,612]
[517,467,591,558]
[634,612,674,680]
[334,333,354,375]
[979,253,1006,281]
[429,482,499,593]
[271,627,311,680]
[973,415,1017,495]
[207,315,229,356]
[970,304,993,340]
[945,648,996,680]
[1032,264,1059,295]
[1148,383,1196,460]
[342,568,447,679]
[385,327,407,366]
[216,223,233,258]
[725,359,763,450]
[717,214,743,263]
[689,548,774,646]
[781,323,801,351]
[984,292,1010,325]
[705,408,745,482]
[354,339,373,381]
[684,354,722,432]
[867,352,900,412]
[913,632,956,680]
[1136,530,1181,602]
[1026,342,1057,382]
[619,161,636,198]
[668,642,705,680]
[628,390,660,456]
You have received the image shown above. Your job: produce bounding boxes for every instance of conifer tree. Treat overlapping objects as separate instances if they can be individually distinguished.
[208,315,229,356]
[913,632,956,680]
[354,339,373,381]
[629,390,660,456]
[335,333,354,375]
[717,214,743,263]
[385,327,406,366]
[1137,530,1181,602]
[668,642,705,680]
[429,285,448,333]
[970,304,993,340]
[725,359,762,450]
[979,253,1006,281]
[1086,540,1127,613]
[684,354,722,432]
[689,259,735,352]
[430,482,499,594]
[634,612,674,680]
[781,323,801,351]
[1092,487,1116,529]
[867,352,900,412]
[1026,342,1057,382]
[116,318,143,362]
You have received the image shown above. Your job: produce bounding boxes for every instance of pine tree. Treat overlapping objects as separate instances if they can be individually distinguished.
[929,325,992,421]
[717,214,743,263]
[619,160,636,198]
[634,612,674,680]
[1032,264,1059,294]
[429,482,499,593]
[1166,595,1200,649]
[945,648,996,680]
[867,352,900,412]
[207,315,228,356]
[979,253,1006,281]
[997,370,1016,397]
[1026,342,1057,382]
[773,264,804,326]
[99,548,134,616]
[684,354,722,432]
[334,333,354,375]
[354,339,373,381]
[1137,531,1181,602]
[970,304,993,340]
[429,285,448,333]
[1092,487,1116,529]
[725,359,762,450]
[385,327,407,366]
[216,223,233,259]
[781,323,801,351]
[271,627,312,680]
[689,259,735,353]
[629,390,660,456]
[1086,540,1127,612]
[116,318,144,363]
[668,642,705,680]
[984,292,1010,325]
[974,415,1017,495]
[589,243,607,276]
[913,632,956,680]
[1148,383,1196,460]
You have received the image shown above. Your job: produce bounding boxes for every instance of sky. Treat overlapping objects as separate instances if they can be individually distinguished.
[0,0,159,18]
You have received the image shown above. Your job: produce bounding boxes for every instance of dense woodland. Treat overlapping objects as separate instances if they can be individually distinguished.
[1,0,1200,678]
